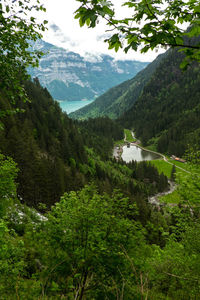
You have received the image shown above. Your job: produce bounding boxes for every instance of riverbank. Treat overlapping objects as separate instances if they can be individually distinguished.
[132,142,163,160]
[148,180,177,208]
[113,145,123,160]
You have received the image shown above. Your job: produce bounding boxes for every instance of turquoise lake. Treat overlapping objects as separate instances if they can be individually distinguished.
[58,99,94,114]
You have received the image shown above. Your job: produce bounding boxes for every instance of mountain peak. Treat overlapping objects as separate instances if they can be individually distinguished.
[29,40,149,101]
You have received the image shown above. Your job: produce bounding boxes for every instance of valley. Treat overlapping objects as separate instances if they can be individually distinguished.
[114,129,193,207]
[1,1,200,299]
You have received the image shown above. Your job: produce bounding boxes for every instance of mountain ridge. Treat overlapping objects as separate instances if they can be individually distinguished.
[120,48,200,156]
[28,40,149,101]
[70,52,166,119]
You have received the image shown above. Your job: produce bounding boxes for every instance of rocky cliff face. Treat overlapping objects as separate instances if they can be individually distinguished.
[29,40,148,101]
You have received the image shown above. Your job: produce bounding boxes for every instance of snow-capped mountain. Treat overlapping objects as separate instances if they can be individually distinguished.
[29,40,149,101]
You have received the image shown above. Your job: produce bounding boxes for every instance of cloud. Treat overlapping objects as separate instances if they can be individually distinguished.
[96,33,112,42]
[41,1,166,62]
[45,21,81,51]
[61,36,71,43]
[50,23,60,32]
[48,22,71,43]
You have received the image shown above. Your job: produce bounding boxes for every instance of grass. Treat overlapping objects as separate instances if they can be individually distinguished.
[150,160,183,204]
[150,159,191,205]
[150,160,173,178]
[151,156,191,177]
[114,139,125,146]
[159,190,182,204]
[124,129,136,142]
[114,129,135,146]
[152,160,200,205]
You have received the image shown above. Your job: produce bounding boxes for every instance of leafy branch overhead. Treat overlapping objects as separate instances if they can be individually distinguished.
[0,0,48,102]
[75,0,200,66]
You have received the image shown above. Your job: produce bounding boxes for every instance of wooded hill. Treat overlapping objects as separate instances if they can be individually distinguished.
[70,53,164,120]
[120,48,200,157]
[0,79,87,207]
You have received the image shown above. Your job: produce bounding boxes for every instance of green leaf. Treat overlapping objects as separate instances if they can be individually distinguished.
[180,58,189,70]
[86,18,90,26]
[102,5,114,16]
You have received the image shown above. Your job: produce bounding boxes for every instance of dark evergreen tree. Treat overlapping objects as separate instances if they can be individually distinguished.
[170,164,176,182]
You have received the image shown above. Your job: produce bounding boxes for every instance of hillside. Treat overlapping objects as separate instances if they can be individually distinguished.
[0,79,87,207]
[70,53,164,119]
[0,78,165,209]
[28,40,148,101]
[120,48,200,157]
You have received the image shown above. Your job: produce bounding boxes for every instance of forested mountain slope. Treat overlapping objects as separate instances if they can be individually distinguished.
[120,48,200,157]
[70,53,164,120]
[0,79,88,207]
[0,79,167,209]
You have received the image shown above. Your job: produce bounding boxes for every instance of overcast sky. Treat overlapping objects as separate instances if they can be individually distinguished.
[39,0,165,62]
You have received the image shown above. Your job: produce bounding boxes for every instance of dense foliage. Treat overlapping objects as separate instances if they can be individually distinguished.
[0,79,88,207]
[1,167,200,299]
[76,117,124,159]
[0,0,47,104]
